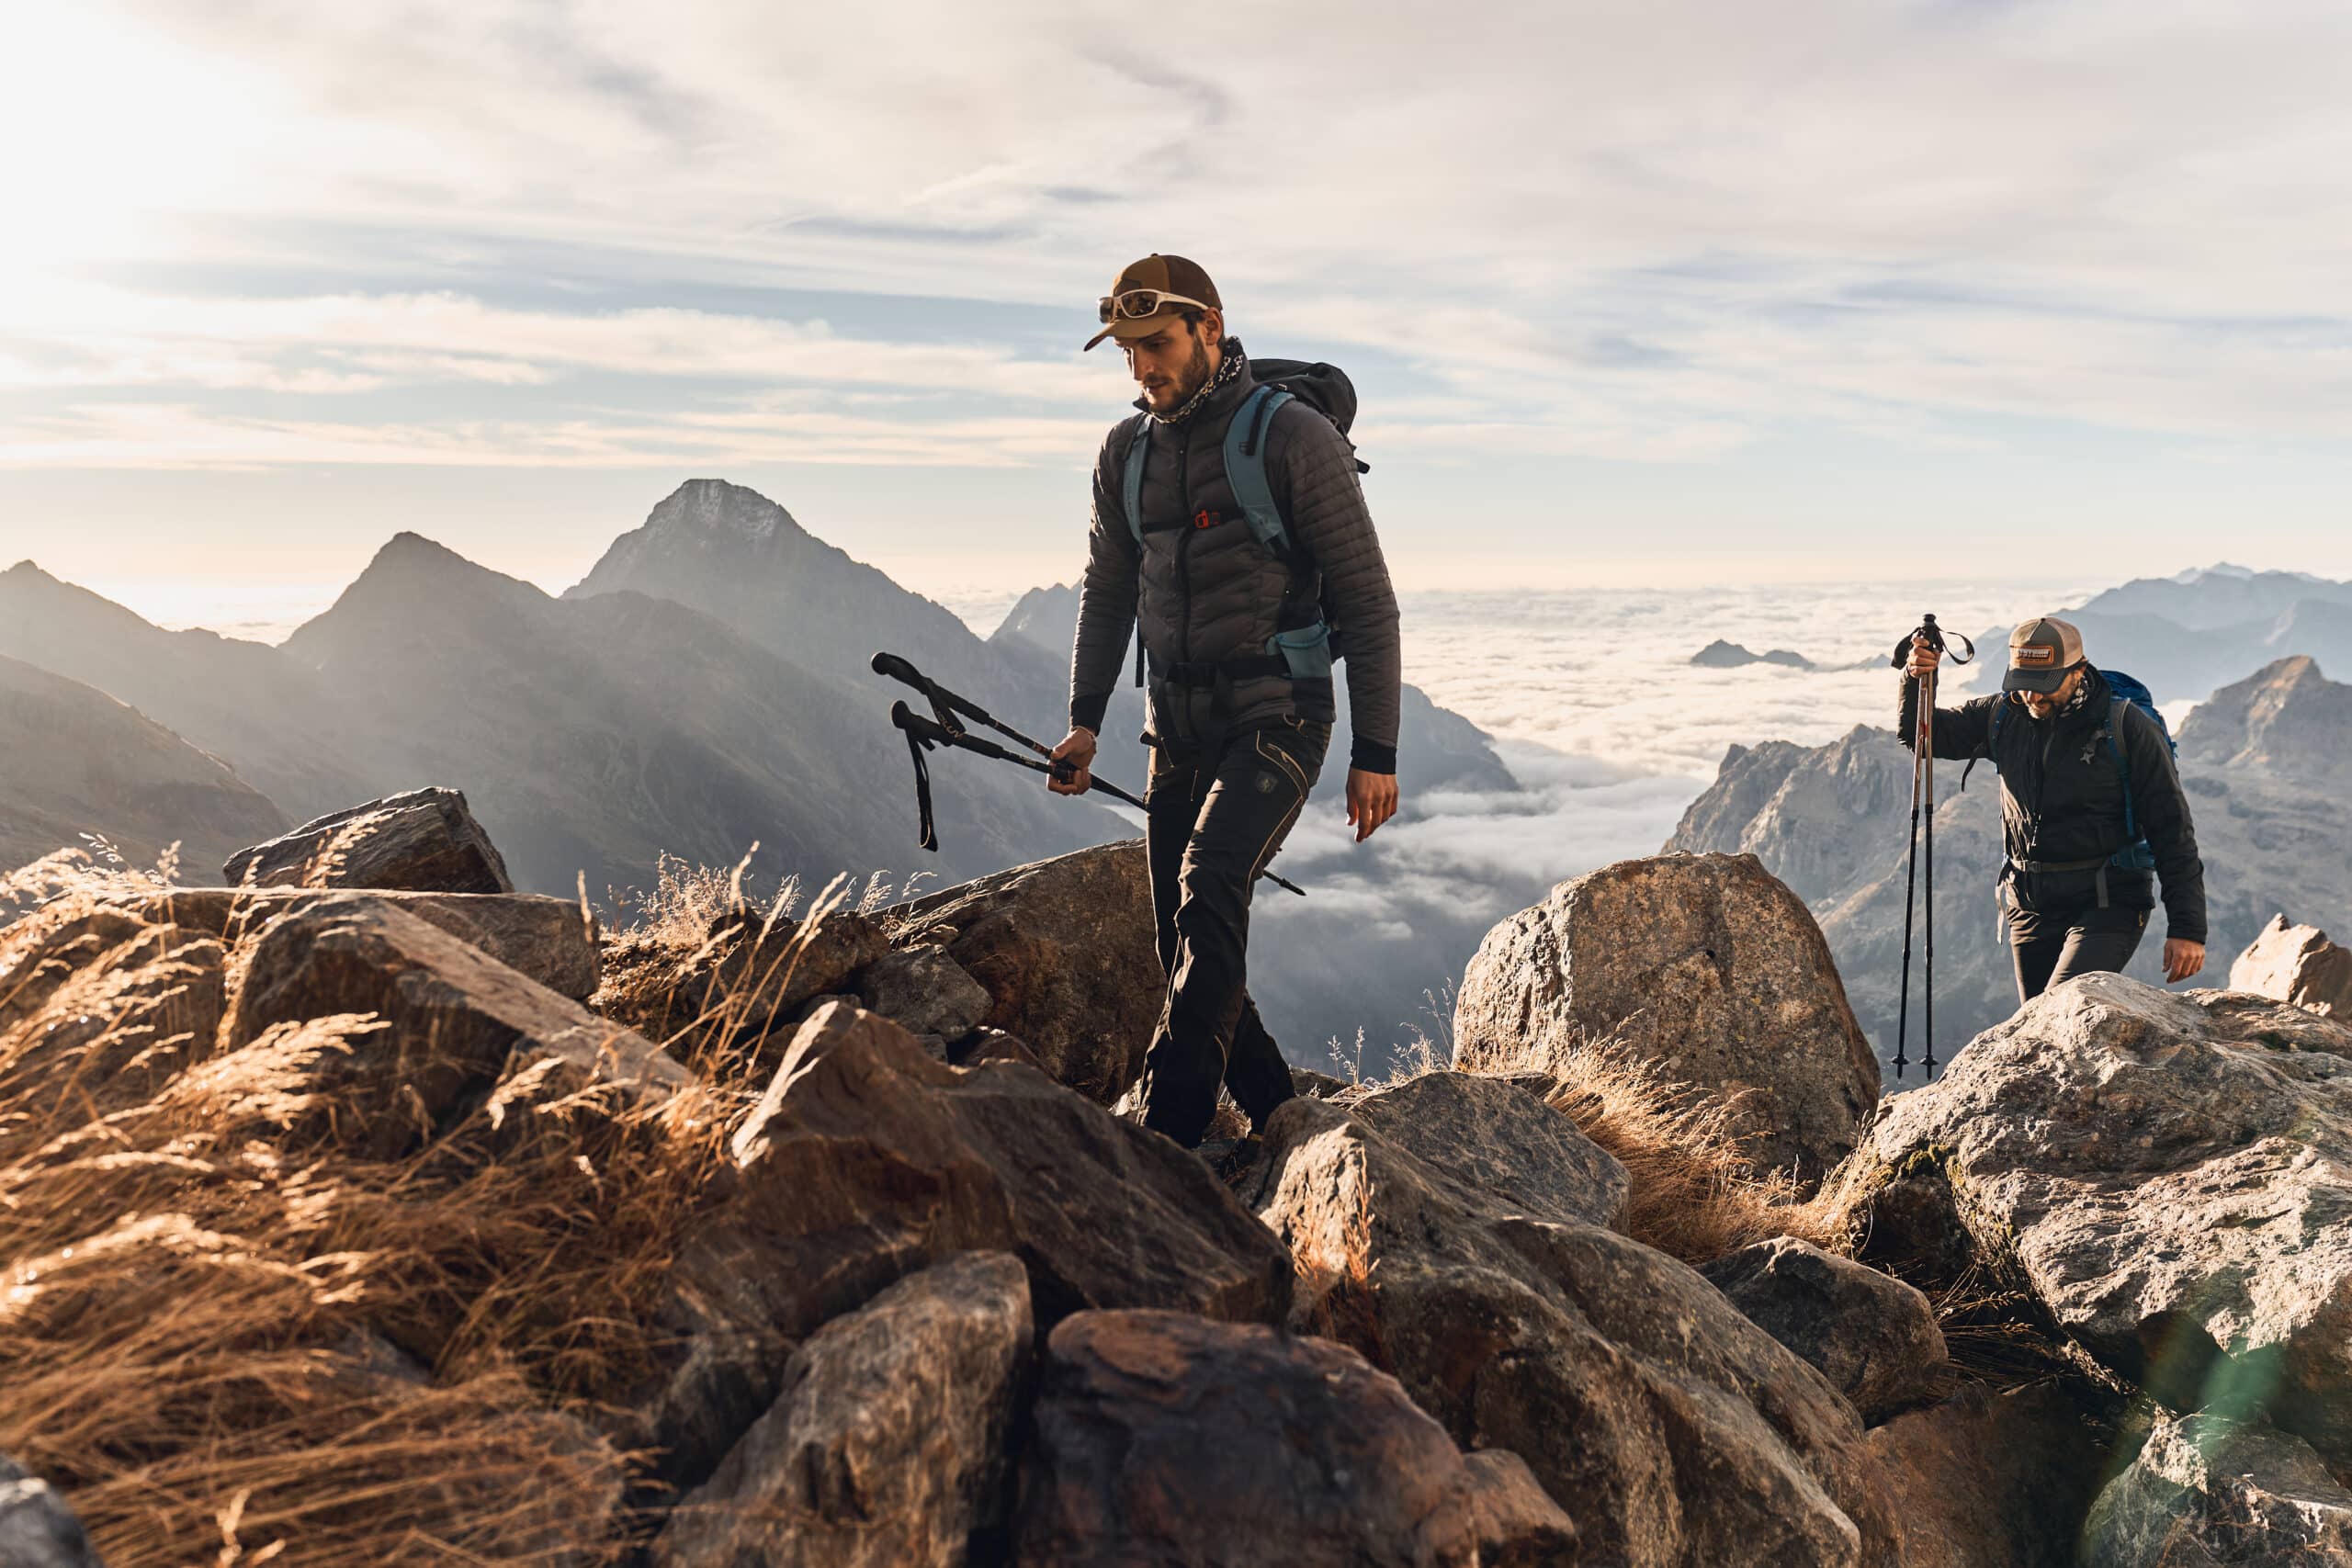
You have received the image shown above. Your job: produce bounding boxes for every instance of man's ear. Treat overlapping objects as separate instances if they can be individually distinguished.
[1199,306,1225,344]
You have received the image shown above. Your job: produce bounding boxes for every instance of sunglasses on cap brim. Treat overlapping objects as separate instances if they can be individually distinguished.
[1097,288,1210,324]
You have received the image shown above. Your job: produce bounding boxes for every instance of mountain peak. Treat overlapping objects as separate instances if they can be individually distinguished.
[642,479,808,548]
[2177,655,2349,782]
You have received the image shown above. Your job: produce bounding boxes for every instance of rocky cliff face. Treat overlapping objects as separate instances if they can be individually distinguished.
[1668,657,2352,1067]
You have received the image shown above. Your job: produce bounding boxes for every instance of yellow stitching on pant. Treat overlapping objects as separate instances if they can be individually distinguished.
[1253,730,1309,795]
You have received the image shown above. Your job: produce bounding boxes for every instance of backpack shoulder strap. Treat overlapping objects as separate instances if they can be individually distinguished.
[1963,697,2005,790]
[2104,699,2138,839]
[1119,413,1151,547]
[1223,386,1296,558]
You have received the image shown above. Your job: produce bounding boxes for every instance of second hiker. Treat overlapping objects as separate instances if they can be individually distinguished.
[1048,254,1402,1149]
[1903,615,2206,1005]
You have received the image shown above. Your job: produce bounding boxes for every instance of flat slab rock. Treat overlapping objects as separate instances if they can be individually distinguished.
[222,786,514,894]
[654,1253,1033,1568]
[115,886,600,1000]
[1453,852,1880,1185]
[2083,1412,2352,1567]
[1013,1310,1577,1567]
[225,893,688,1159]
[1867,973,2352,1472]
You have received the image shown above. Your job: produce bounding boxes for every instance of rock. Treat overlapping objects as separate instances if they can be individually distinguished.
[1701,1238,1950,1423]
[594,906,887,1065]
[1864,973,2352,1470]
[0,1452,101,1568]
[115,886,600,1000]
[1012,1310,1577,1567]
[653,1253,1033,1568]
[1292,1066,1351,1098]
[1454,852,1881,1184]
[222,785,513,894]
[2083,1412,2352,1566]
[853,942,991,1041]
[950,1028,1046,1072]
[1348,1070,1629,1229]
[1249,1094,1896,1567]
[1865,1383,2104,1568]
[643,1002,1291,1490]
[2231,913,2352,1017]
[225,895,690,1158]
[883,840,1157,1104]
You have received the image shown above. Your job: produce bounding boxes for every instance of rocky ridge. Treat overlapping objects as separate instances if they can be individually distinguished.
[5,787,2347,1564]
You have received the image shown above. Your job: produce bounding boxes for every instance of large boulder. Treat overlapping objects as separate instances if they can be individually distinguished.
[1864,974,2352,1470]
[1012,1310,1577,1567]
[1249,1093,1896,1567]
[222,786,513,894]
[2082,1412,2352,1566]
[1863,1383,2105,1568]
[0,1453,101,1568]
[224,895,689,1158]
[2231,912,2352,1017]
[1701,1238,1949,1424]
[882,840,1156,1104]
[639,1002,1292,1490]
[1453,852,1880,1184]
[653,1253,1033,1568]
[116,886,600,1000]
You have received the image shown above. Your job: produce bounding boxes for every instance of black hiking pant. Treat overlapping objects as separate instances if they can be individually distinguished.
[1139,717,1329,1148]
[2007,901,2150,1004]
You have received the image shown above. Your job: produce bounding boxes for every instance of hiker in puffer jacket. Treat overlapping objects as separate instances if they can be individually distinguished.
[1903,615,2205,1006]
[1049,254,1402,1151]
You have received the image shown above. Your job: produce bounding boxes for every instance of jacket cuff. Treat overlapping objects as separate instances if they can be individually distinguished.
[1350,738,1397,775]
[1069,694,1110,734]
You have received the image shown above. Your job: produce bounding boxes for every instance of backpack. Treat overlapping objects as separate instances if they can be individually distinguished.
[1981,668,2174,872]
[1119,359,1365,683]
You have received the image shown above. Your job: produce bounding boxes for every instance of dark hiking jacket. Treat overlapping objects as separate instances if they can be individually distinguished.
[1069,341,1402,773]
[1900,666,2206,942]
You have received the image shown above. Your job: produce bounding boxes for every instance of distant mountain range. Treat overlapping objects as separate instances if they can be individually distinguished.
[1972,564,2352,705]
[1690,639,1815,671]
[1668,655,2352,1069]
[0,652,285,875]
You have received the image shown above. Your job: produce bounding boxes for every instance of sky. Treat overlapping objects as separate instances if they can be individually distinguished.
[5,0,2352,621]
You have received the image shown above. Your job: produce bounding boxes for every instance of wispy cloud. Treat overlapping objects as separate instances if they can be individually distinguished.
[7,0,2352,475]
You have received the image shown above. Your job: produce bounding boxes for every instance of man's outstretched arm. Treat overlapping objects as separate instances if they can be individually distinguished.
[1052,433,1139,795]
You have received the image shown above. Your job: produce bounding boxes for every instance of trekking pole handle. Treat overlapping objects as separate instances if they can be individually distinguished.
[872,650,931,690]
[1887,615,1977,669]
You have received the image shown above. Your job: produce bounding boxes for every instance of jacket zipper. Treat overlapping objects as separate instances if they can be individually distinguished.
[1175,421,1195,664]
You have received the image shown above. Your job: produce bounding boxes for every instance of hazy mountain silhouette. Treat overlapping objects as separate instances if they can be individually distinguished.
[0,561,384,818]
[0,651,286,874]
[283,532,1116,899]
[1973,565,2352,705]
[568,479,1064,736]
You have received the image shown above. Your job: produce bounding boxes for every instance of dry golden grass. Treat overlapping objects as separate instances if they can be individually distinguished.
[1537,1039,1860,1265]
[0,845,866,1566]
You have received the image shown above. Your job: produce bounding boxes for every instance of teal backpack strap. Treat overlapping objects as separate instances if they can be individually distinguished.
[1223,386,1296,557]
[1120,413,1150,547]
[2105,700,2136,840]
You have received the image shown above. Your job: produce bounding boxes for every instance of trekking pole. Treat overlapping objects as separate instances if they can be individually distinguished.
[1887,614,1973,1081]
[886,701,1308,898]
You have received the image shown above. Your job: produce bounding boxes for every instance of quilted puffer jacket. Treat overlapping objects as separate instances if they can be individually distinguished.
[1069,341,1402,773]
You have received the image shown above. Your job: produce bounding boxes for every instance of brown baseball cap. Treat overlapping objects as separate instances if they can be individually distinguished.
[2003,615,2087,694]
[1083,254,1220,351]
